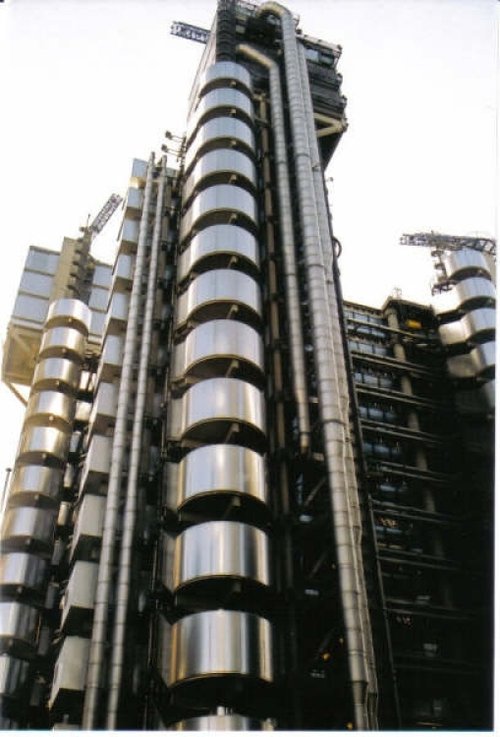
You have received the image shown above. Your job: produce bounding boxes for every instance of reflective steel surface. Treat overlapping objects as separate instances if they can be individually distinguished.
[446,341,496,379]
[39,326,86,360]
[184,117,255,174]
[17,425,69,464]
[197,61,253,99]
[171,714,269,730]
[0,602,40,652]
[175,269,261,328]
[49,636,90,704]
[168,610,273,684]
[0,655,30,697]
[433,277,496,316]
[187,89,254,143]
[438,307,496,346]
[32,357,80,394]
[171,520,270,590]
[177,224,259,283]
[24,390,74,428]
[46,298,91,335]
[180,185,257,243]
[172,319,264,381]
[183,150,257,205]
[1,506,56,549]
[8,465,62,506]
[443,248,492,281]
[0,553,48,593]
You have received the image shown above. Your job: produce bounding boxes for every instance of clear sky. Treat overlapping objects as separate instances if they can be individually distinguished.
[0,0,497,481]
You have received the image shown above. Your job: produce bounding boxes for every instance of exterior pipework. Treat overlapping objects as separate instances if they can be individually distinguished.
[82,153,156,730]
[255,3,372,728]
[106,159,167,728]
[297,42,378,724]
[237,43,311,454]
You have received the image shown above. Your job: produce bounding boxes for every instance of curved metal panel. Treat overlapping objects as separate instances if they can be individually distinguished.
[175,270,261,329]
[1,507,56,551]
[0,602,40,656]
[433,277,496,316]
[171,520,270,591]
[39,326,86,360]
[183,150,257,205]
[0,654,31,697]
[180,185,257,243]
[446,341,496,379]
[168,610,273,685]
[171,714,270,730]
[178,377,266,439]
[187,89,254,143]
[177,224,259,283]
[46,298,91,335]
[24,390,74,429]
[438,307,496,347]
[8,465,63,508]
[32,357,80,394]
[184,117,255,174]
[172,444,268,511]
[173,320,264,382]
[443,248,492,281]
[197,61,253,99]
[17,425,69,465]
[0,553,48,594]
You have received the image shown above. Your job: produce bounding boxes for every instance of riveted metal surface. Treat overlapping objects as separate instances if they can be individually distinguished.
[168,610,273,685]
[172,319,264,382]
[1,507,56,551]
[8,465,62,508]
[17,426,69,465]
[171,444,268,511]
[171,714,269,730]
[175,270,261,328]
[46,299,91,335]
[438,307,496,346]
[32,358,80,394]
[0,553,48,594]
[433,277,496,316]
[184,117,255,174]
[443,249,492,281]
[183,150,257,205]
[24,390,74,429]
[177,225,259,283]
[187,89,254,143]
[171,520,270,590]
[177,377,266,438]
[0,602,40,656]
[180,185,257,243]
[39,327,86,360]
[446,341,496,379]
[0,654,31,697]
[197,61,253,99]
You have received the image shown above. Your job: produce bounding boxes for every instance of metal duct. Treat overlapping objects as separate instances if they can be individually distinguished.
[438,307,496,347]
[106,159,167,728]
[255,3,373,728]
[82,153,156,729]
[237,43,311,453]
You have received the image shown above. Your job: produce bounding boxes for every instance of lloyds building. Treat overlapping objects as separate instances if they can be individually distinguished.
[0,0,494,730]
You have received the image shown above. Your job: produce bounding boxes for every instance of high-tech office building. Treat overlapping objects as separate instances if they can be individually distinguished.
[0,0,494,730]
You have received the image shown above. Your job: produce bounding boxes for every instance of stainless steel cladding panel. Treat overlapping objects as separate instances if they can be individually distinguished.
[178,378,266,435]
[1,507,56,550]
[70,494,106,561]
[120,218,140,250]
[88,382,118,435]
[446,341,496,379]
[61,561,98,628]
[443,248,492,281]
[49,636,90,706]
[79,435,112,494]
[8,465,62,507]
[183,150,257,204]
[17,425,69,464]
[32,358,80,394]
[172,714,269,730]
[172,444,267,509]
[177,225,259,283]
[39,327,86,360]
[196,61,253,98]
[111,253,135,293]
[172,320,264,380]
[187,89,254,143]
[0,655,30,697]
[433,277,496,316]
[0,553,48,593]
[175,270,261,328]
[98,334,124,383]
[184,118,255,173]
[168,610,273,684]
[171,520,270,590]
[0,602,40,654]
[438,307,496,346]
[46,299,91,335]
[179,186,257,243]
[124,186,144,215]
[105,292,130,334]
[24,391,74,428]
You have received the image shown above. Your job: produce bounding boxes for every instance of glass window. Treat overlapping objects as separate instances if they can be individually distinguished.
[13,294,49,323]
[19,271,53,298]
[90,310,106,337]
[89,286,109,311]
[26,249,59,275]
[93,264,112,289]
